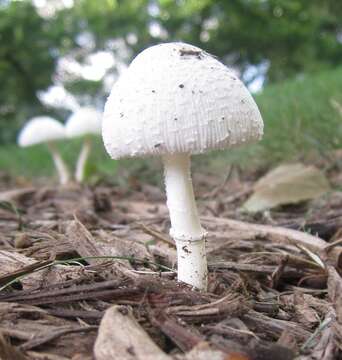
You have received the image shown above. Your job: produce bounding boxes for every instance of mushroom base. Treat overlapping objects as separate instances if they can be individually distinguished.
[175,237,208,290]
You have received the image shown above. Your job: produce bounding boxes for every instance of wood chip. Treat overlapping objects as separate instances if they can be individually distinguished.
[202,216,342,267]
[0,333,28,360]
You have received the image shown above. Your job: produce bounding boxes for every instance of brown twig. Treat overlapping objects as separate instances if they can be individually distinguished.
[138,222,175,247]
[19,326,98,351]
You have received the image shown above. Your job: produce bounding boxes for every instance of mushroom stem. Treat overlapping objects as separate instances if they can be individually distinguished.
[163,153,207,290]
[47,142,70,185]
[75,137,92,183]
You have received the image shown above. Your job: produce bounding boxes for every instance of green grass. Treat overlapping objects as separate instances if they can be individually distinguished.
[208,66,342,169]
[255,66,342,161]
[1,67,341,182]
[0,138,120,182]
[0,137,162,185]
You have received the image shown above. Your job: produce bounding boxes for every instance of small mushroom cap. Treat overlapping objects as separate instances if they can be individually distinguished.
[18,116,66,147]
[66,107,102,138]
[103,42,263,160]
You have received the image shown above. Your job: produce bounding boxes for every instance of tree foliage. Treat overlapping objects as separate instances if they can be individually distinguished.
[0,1,57,142]
[0,0,341,143]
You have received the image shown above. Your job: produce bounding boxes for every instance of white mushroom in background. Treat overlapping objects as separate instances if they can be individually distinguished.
[18,116,70,185]
[65,107,102,183]
[102,42,264,290]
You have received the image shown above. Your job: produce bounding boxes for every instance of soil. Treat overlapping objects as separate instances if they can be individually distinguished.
[0,162,341,360]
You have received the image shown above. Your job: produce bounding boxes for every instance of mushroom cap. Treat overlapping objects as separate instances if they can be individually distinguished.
[66,107,102,138]
[103,42,264,160]
[18,116,66,147]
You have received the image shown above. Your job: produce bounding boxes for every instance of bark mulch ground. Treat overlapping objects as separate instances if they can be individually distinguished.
[0,166,341,360]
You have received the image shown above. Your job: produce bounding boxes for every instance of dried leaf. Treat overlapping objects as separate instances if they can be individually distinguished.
[243,163,330,212]
[184,341,247,360]
[94,305,171,360]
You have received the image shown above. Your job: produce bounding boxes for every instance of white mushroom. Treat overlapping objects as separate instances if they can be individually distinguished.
[18,116,71,185]
[102,42,264,290]
[65,107,102,183]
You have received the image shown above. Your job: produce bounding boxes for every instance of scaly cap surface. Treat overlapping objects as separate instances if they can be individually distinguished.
[103,42,263,159]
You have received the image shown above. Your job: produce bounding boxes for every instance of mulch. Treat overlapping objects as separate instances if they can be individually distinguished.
[0,165,341,360]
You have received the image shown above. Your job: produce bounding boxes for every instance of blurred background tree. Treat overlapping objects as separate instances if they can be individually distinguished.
[0,0,341,145]
[0,1,57,142]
